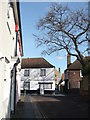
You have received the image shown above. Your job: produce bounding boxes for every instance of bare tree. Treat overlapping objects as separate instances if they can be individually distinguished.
[34,3,89,69]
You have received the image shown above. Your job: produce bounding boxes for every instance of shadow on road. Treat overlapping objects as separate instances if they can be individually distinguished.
[31,94,88,118]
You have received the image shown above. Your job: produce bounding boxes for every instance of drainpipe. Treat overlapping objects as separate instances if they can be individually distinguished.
[13,25,18,113]
[15,24,18,56]
[14,64,16,113]
[14,24,20,113]
[13,58,20,113]
[15,32,18,56]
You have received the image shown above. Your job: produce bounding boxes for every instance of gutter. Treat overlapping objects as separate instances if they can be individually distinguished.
[11,0,23,56]
[15,31,18,56]
[13,58,20,113]
[17,2,23,56]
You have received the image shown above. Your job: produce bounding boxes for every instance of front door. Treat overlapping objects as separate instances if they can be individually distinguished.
[24,82,30,90]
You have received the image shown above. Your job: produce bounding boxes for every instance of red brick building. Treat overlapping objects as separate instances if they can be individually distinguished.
[64,55,90,92]
[64,55,82,91]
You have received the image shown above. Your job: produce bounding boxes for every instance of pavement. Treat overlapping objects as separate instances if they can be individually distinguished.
[11,94,42,119]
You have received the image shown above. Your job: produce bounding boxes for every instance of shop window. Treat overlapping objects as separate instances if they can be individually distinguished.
[44,84,52,89]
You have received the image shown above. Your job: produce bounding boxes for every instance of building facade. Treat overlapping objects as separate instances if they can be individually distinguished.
[21,58,55,94]
[0,0,23,119]
[64,54,83,92]
[54,68,61,89]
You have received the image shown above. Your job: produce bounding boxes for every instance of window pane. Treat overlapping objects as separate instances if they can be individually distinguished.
[24,70,30,76]
[40,69,46,76]
[44,84,52,89]
[24,82,30,90]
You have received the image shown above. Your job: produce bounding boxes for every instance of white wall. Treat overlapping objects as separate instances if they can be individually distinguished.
[0,57,11,119]
[0,59,5,119]
[0,2,16,60]
[21,68,55,91]
[0,1,18,119]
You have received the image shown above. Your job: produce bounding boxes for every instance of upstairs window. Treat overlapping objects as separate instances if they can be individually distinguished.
[80,70,83,78]
[40,69,46,76]
[24,70,30,76]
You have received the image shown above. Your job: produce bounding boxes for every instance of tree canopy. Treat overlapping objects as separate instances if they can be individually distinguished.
[34,3,89,68]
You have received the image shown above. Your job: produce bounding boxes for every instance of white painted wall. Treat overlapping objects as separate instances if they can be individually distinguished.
[21,68,55,91]
[0,1,22,119]
[0,59,5,119]
[0,2,16,60]
[0,57,11,119]
[0,1,15,119]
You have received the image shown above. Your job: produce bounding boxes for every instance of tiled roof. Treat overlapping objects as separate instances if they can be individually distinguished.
[67,56,90,70]
[21,58,55,69]
[67,60,82,70]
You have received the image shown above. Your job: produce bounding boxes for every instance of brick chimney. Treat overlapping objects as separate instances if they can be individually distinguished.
[59,68,60,73]
[62,73,65,81]
[67,53,71,67]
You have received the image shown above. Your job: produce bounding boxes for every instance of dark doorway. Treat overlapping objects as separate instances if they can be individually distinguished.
[24,82,30,90]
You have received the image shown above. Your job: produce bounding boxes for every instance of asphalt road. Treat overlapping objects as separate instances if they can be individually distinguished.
[30,94,88,118]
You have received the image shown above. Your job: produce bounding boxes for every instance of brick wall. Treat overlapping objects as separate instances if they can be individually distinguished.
[68,70,82,89]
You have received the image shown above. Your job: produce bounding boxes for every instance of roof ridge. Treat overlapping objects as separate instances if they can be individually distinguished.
[43,58,55,67]
[22,57,44,59]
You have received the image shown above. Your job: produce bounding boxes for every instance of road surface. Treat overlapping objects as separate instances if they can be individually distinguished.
[30,94,88,118]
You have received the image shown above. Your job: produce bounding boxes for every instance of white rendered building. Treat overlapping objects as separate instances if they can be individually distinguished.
[0,0,23,119]
[21,58,55,94]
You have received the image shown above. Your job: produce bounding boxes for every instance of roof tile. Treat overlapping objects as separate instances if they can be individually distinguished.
[21,58,55,69]
[67,56,90,70]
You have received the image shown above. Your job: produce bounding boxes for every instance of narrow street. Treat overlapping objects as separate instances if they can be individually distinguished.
[11,95,42,119]
[11,94,88,119]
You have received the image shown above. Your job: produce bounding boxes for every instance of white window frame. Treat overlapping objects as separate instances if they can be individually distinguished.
[80,70,83,78]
